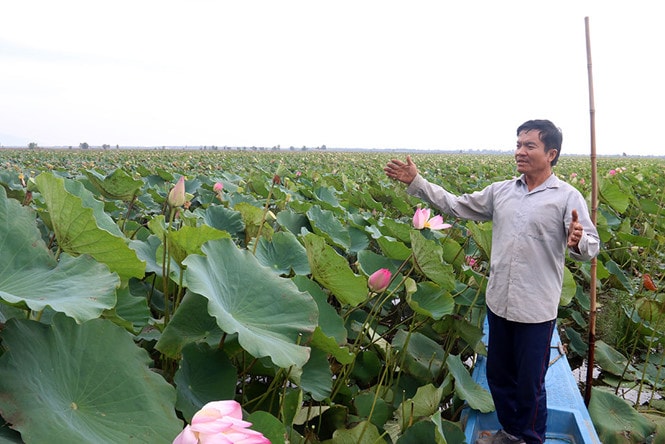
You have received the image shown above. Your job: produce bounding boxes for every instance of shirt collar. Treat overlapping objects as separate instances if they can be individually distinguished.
[516,173,561,191]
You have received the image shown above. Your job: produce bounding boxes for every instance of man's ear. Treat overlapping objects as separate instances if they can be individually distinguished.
[548,149,558,163]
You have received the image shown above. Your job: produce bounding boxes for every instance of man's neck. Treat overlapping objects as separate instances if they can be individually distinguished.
[523,170,553,191]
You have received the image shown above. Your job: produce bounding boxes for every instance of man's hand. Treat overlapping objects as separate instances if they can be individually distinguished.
[567,209,584,251]
[384,155,418,185]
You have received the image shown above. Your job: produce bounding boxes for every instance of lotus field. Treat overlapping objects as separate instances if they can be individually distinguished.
[0,149,664,443]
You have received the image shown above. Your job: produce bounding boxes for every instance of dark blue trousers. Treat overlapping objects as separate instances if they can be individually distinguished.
[486,309,555,444]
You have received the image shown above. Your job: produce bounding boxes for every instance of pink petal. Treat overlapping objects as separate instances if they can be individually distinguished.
[412,208,429,229]
[426,215,450,230]
[198,401,243,421]
[172,425,199,444]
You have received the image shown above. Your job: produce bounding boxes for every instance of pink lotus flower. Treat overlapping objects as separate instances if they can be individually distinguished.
[173,400,270,444]
[213,182,224,201]
[368,268,392,292]
[609,169,617,176]
[168,176,186,207]
[412,207,451,230]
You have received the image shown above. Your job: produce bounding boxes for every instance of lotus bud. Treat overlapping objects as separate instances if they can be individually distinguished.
[368,268,392,293]
[168,176,186,207]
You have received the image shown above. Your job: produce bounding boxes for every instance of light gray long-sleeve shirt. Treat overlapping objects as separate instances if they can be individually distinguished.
[407,173,600,323]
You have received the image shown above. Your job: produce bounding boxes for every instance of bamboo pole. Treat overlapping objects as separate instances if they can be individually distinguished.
[584,16,599,406]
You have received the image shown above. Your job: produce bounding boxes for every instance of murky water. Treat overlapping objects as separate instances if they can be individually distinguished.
[572,362,662,405]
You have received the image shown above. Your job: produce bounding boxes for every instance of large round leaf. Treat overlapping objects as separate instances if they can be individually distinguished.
[302,232,368,307]
[174,342,238,422]
[183,238,318,368]
[407,281,455,320]
[0,314,182,443]
[35,172,145,281]
[83,168,144,201]
[446,354,494,413]
[392,330,445,381]
[306,205,352,251]
[410,230,455,291]
[0,187,118,323]
[156,291,224,358]
[588,387,655,443]
[255,231,311,276]
[559,265,577,306]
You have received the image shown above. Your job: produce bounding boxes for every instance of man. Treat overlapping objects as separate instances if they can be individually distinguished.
[384,120,599,444]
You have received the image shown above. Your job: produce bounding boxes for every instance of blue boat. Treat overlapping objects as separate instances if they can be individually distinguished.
[462,324,601,443]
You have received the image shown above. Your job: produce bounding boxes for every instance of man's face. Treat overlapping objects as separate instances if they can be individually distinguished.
[515,129,557,175]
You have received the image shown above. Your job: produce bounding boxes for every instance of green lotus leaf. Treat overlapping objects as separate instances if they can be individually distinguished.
[345,188,384,213]
[594,340,638,379]
[331,420,383,444]
[357,249,404,292]
[183,238,318,368]
[281,388,303,429]
[83,168,144,201]
[559,266,577,306]
[395,420,442,444]
[354,393,393,430]
[130,234,179,277]
[35,172,145,281]
[276,209,311,235]
[432,411,466,444]
[348,226,370,254]
[302,232,368,307]
[255,231,311,275]
[0,314,182,443]
[167,224,230,264]
[234,201,274,242]
[440,236,465,269]
[0,187,118,322]
[395,384,444,431]
[307,205,352,251]
[298,346,333,401]
[588,387,655,443]
[376,235,412,260]
[101,284,150,333]
[313,186,341,208]
[246,410,286,444]
[436,316,486,356]
[393,330,444,380]
[564,326,588,357]
[446,354,494,413]
[292,276,348,345]
[466,221,493,259]
[407,282,455,320]
[379,218,412,243]
[600,179,631,214]
[410,230,455,291]
[156,291,224,359]
[174,342,238,422]
[204,205,245,238]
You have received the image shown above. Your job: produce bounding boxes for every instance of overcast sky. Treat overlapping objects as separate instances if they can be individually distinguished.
[1,1,663,156]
